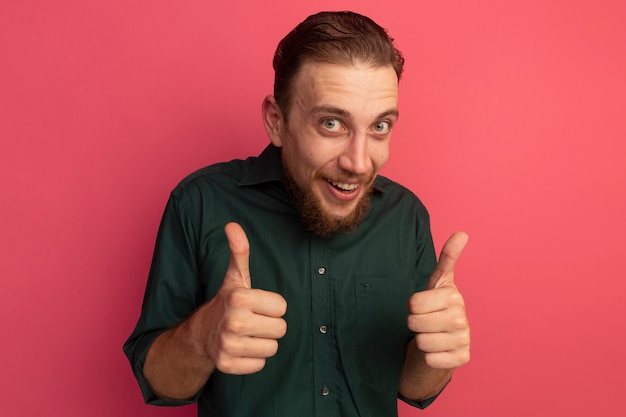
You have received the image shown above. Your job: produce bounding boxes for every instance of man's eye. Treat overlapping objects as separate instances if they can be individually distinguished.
[373,121,391,134]
[321,118,343,132]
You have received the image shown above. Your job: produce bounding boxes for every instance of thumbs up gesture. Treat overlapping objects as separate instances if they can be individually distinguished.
[197,222,288,375]
[407,232,470,369]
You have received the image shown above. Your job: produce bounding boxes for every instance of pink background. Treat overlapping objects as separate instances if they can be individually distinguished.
[1,1,625,416]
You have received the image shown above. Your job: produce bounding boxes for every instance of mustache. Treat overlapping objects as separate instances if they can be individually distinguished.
[317,171,376,184]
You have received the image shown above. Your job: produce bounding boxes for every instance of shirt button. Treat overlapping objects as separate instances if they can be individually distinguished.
[319,325,327,334]
[321,386,330,396]
[317,267,326,275]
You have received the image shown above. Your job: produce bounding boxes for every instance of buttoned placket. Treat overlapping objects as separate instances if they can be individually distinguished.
[310,237,337,415]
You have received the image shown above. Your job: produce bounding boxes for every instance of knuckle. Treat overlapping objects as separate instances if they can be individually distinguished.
[252,359,267,373]
[423,352,442,368]
[452,348,470,367]
[448,291,465,307]
[223,315,247,334]
[452,315,469,331]
[415,333,430,352]
[275,319,288,338]
[217,334,238,354]
[213,351,234,372]
[216,357,232,373]
[406,314,418,332]
[407,294,420,313]
[461,349,471,364]
[459,332,471,348]
[274,295,288,316]
[220,358,245,375]
[267,340,280,357]
[225,288,248,308]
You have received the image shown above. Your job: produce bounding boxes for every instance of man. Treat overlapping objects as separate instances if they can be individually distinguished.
[124,10,470,417]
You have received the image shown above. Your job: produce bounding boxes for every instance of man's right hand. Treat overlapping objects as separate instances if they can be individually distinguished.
[143,222,287,398]
[192,222,288,375]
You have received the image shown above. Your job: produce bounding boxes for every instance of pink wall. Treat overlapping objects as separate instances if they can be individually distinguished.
[2,1,625,416]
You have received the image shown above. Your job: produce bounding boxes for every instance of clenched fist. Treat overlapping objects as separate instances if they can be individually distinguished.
[194,222,288,374]
[407,232,470,369]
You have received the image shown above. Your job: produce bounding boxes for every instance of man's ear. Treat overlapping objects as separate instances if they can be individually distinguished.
[262,95,284,147]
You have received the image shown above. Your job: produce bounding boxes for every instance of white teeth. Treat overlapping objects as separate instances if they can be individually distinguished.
[329,180,358,191]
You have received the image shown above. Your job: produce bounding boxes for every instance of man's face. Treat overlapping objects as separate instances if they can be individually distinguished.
[265,62,399,236]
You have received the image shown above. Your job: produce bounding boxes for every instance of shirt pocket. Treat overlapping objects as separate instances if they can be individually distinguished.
[354,277,415,387]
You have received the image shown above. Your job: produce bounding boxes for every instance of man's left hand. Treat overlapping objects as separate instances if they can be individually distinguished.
[407,232,471,369]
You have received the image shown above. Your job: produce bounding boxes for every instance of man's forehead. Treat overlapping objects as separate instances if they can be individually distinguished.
[290,62,399,113]
[294,60,398,83]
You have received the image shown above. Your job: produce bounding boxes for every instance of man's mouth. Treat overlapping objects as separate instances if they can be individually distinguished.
[325,178,359,192]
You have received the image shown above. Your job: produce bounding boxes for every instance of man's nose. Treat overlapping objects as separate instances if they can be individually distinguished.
[337,132,371,175]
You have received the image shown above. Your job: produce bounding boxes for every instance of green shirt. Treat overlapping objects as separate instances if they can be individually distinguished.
[124,144,439,416]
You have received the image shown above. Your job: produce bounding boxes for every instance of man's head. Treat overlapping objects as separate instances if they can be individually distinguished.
[272,11,404,119]
[263,11,404,237]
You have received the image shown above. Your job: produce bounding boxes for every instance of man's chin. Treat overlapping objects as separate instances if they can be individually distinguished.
[282,166,372,237]
[322,205,361,224]
[298,192,371,238]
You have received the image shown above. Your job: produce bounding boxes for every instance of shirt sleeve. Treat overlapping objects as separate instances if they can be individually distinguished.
[123,190,205,405]
[397,203,444,409]
[413,203,437,293]
[398,379,449,409]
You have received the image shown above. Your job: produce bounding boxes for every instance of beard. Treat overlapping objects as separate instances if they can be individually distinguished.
[282,164,373,238]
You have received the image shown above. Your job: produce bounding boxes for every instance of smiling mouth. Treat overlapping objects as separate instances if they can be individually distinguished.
[325,178,359,192]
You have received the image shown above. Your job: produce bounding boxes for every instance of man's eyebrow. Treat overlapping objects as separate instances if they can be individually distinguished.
[310,106,399,120]
[378,109,399,120]
[310,106,352,117]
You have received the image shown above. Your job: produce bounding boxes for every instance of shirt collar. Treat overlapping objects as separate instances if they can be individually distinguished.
[239,143,385,194]
[239,144,284,187]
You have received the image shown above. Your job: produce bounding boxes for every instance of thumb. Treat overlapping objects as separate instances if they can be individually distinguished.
[428,231,469,289]
[223,222,251,289]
